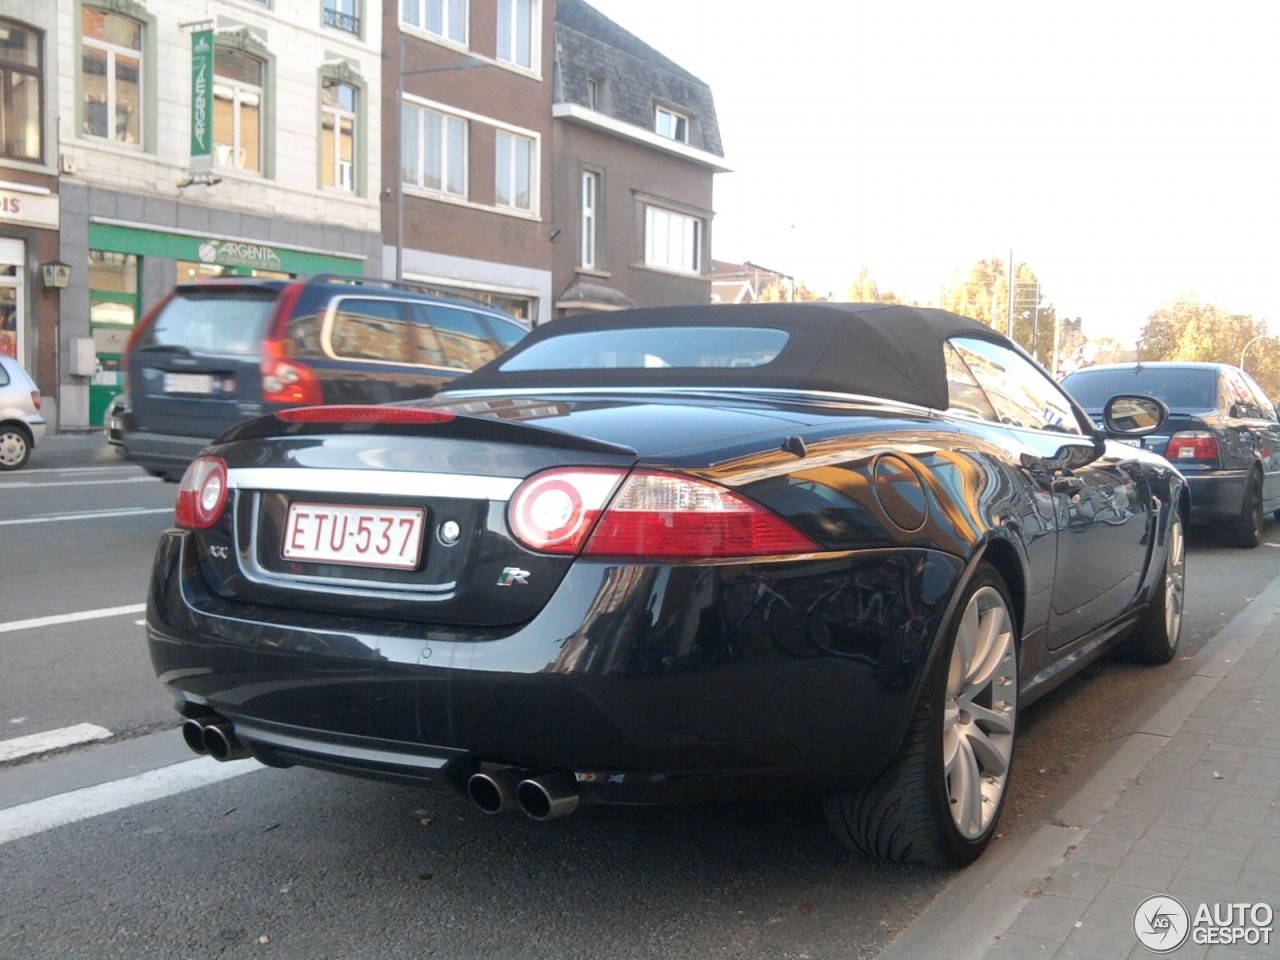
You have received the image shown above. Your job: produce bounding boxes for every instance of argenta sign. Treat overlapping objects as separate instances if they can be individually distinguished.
[198,239,284,272]
[190,29,214,172]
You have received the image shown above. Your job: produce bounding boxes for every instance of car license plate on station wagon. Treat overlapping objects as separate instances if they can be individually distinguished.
[163,372,215,394]
[282,503,426,570]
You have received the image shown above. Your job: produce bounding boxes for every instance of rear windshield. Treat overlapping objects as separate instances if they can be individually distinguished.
[1062,367,1217,410]
[499,326,789,372]
[135,289,278,356]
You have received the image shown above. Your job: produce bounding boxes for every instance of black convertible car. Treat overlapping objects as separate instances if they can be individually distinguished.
[147,303,1188,866]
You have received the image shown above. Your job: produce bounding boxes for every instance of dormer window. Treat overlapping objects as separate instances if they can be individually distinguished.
[655,105,687,143]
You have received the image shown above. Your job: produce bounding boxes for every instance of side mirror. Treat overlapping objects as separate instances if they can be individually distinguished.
[1101,394,1168,437]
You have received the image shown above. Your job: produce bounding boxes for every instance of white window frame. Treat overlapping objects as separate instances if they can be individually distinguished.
[81,9,144,147]
[497,0,536,70]
[213,51,265,172]
[323,0,361,36]
[495,128,535,212]
[580,170,598,269]
[644,205,701,275]
[403,0,468,47]
[655,105,688,143]
[402,101,467,198]
[321,80,357,192]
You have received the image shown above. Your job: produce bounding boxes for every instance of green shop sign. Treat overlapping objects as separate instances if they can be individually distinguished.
[89,223,362,276]
[190,29,214,172]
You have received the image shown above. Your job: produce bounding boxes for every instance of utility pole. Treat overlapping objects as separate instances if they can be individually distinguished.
[1007,249,1015,338]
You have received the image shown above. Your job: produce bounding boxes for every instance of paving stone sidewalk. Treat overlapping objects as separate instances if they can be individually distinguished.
[879,572,1280,960]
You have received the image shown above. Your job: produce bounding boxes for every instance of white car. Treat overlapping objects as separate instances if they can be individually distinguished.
[0,355,47,470]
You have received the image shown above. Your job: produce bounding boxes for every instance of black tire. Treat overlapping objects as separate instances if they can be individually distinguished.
[1118,509,1185,664]
[0,425,32,471]
[824,563,1018,867]
[1233,474,1263,548]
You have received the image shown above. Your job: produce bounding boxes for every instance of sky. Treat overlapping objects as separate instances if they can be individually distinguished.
[584,0,1280,347]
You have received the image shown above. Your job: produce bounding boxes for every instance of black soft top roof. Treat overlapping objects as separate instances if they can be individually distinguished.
[451,302,1003,410]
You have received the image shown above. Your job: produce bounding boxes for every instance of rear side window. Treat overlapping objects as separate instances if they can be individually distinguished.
[329,298,413,363]
[136,290,277,356]
[425,305,500,370]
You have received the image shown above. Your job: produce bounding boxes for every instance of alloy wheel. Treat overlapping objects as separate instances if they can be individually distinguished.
[1163,512,1186,644]
[943,585,1017,839]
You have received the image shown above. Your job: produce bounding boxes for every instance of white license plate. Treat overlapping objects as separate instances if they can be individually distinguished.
[1116,438,1142,448]
[163,373,215,394]
[282,503,426,570]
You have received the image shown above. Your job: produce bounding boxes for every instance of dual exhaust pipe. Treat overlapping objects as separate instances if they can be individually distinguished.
[182,717,250,762]
[181,717,578,819]
[467,767,579,821]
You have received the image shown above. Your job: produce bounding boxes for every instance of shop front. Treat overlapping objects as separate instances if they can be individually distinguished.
[0,182,60,387]
[83,222,363,425]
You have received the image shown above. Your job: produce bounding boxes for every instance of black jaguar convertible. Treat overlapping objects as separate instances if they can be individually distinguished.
[146,302,1188,866]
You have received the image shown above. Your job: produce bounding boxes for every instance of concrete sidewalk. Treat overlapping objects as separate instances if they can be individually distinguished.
[27,429,125,470]
[878,574,1280,959]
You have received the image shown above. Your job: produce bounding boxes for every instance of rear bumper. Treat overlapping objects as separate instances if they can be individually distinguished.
[120,430,214,476]
[1182,469,1250,521]
[147,529,964,806]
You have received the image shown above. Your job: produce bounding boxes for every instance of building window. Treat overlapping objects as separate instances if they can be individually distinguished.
[497,0,533,69]
[645,206,701,274]
[580,170,598,269]
[214,47,264,172]
[402,103,466,197]
[495,129,533,211]
[0,20,41,162]
[403,0,467,45]
[321,79,356,191]
[586,76,600,110]
[81,7,143,145]
[655,105,688,143]
[323,0,361,36]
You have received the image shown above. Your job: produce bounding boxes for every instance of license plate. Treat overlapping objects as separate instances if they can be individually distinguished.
[282,503,426,570]
[163,373,214,394]
[1116,438,1142,448]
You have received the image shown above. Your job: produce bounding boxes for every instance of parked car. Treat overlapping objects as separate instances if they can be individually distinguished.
[0,355,47,471]
[103,392,128,447]
[148,302,1188,867]
[120,274,529,480]
[1061,361,1280,547]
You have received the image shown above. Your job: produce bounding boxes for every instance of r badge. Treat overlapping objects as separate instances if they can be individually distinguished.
[497,566,531,586]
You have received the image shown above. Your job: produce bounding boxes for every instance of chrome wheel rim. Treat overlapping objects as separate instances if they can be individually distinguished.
[944,585,1017,839]
[1164,514,1186,644]
[0,430,27,467]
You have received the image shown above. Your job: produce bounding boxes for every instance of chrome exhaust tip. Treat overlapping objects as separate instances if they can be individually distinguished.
[181,718,213,756]
[516,773,580,821]
[202,722,250,762]
[467,767,525,814]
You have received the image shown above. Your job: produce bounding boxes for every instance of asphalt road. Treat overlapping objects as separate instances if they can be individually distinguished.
[1,451,1277,959]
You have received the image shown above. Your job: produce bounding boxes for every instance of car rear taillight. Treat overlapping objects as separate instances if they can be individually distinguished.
[1164,431,1219,462]
[507,468,820,560]
[175,456,229,530]
[508,468,625,554]
[276,405,456,424]
[30,390,40,411]
[261,338,322,405]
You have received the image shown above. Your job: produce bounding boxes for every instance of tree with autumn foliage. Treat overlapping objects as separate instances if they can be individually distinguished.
[1136,299,1280,399]
[844,267,911,305]
[758,277,828,302]
[939,257,1059,369]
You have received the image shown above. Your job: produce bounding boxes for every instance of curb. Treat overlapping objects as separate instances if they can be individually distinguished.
[875,572,1280,960]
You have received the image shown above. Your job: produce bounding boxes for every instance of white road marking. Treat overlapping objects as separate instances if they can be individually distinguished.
[0,604,147,636]
[0,507,171,526]
[0,723,113,763]
[0,757,263,845]
[0,476,161,489]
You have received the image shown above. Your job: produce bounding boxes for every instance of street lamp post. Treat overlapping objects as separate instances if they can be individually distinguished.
[394,38,490,281]
[1240,334,1267,371]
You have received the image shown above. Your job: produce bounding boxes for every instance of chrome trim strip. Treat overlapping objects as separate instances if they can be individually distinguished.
[233,721,456,772]
[227,467,521,501]
[237,493,458,601]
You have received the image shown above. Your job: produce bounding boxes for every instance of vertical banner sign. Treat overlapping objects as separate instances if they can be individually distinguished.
[190,29,214,174]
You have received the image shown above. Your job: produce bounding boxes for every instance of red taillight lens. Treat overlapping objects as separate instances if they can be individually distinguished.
[276,405,455,425]
[175,456,229,530]
[508,468,625,554]
[1164,431,1219,461]
[585,471,819,559]
[261,339,322,405]
[30,390,40,411]
[507,468,820,560]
